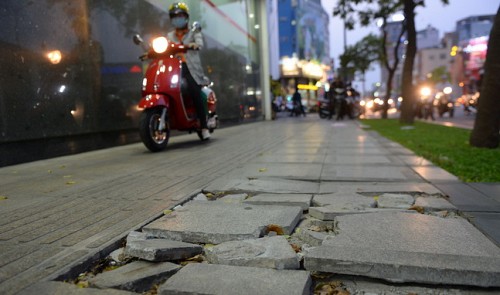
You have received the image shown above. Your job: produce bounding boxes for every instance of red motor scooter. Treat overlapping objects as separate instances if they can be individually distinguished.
[133,22,218,152]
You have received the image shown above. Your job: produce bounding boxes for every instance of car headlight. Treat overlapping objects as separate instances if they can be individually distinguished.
[443,87,452,95]
[152,37,168,53]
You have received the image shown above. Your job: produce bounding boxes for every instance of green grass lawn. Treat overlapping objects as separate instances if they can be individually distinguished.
[360,119,500,182]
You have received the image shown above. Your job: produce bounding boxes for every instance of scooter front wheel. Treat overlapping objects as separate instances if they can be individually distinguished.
[139,108,170,152]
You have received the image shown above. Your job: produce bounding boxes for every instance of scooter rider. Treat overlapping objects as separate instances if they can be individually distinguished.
[168,2,210,140]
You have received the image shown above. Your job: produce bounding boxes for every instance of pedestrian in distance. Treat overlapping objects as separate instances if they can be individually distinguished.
[290,86,306,117]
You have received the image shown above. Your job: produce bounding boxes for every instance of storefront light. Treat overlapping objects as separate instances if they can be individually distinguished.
[298,84,318,91]
[47,50,62,64]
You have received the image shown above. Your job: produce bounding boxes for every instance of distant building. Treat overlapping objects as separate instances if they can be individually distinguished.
[456,15,495,45]
[415,32,455,83]
[454,14,494,84]
[277,0,331,107]
[417,25,440,49]
[278,0,330,63]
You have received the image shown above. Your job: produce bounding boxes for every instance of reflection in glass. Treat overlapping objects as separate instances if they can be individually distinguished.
[0,0,261,144]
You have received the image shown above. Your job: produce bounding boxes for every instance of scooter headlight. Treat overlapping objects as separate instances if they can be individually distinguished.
[152,37,169,54]
[443,86,452,95]
[420,86,431,97]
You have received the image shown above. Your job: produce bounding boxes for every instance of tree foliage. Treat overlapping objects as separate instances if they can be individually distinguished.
[339,34,382,81]
[333,0,449,121]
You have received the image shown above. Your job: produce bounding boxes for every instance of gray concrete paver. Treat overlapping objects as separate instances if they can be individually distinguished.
[321,165,422,181]
[142,202,302,244]
[319,181,441,194]
[229,163,322,181]
[89,261,180,292]
[18,281,138,295]
[158,263,312,295]
[205,236,300,269]
[304,212,500,287]
[205,177,320,194]
[243,193,312,210]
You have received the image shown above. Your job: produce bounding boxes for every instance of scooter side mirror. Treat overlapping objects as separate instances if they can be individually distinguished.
[191,22,201,33]
[133,34,144,45]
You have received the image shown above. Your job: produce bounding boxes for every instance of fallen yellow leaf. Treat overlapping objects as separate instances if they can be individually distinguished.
[266,224,284,235]
[409,205,424,214]
[76,280,89,288]
[163,209,173,215]
[0,196,8,201]
[258,168,268,172]
[66,181,76,185]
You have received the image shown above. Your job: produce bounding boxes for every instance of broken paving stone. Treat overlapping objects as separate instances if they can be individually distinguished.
[126,231,150,244]
[304,212,500,287]
[18,281,137,295]
[376,193,414,209]
[309,205,415,221]
[204,177,320,194]
[159,263,312,295]
[295,228,328,247]
[142,202,302,244]
[108,247,130,265]
[217,193,248,203]
[292,219,338,247]
[312,193,375,208]
[124,238,203,262]
[414,196,457,212]
[193,193,208,201]
[89,260,180,293]
[244,193,312,211]
[309,193,378,220]
[205,236,300,270]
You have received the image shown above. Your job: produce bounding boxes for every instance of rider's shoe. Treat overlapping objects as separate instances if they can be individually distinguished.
[201,129,211,140]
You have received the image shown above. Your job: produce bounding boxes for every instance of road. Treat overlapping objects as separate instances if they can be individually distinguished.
[363,105,476,130]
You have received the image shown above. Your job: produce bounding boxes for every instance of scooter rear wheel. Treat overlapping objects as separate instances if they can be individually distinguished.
[139,108,170,152]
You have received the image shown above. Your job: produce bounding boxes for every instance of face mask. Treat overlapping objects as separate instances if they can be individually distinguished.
[172,16,188,29]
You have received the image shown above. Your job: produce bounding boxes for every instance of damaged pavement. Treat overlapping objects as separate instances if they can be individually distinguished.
[3,119,499,294]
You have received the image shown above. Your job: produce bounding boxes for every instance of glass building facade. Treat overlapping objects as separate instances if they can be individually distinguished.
[0,0,263,145]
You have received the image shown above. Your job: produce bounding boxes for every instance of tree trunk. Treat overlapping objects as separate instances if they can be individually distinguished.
[470,7,500,148]
[380,17,404,119]
[383,70,395,119]
[399,0,417,124]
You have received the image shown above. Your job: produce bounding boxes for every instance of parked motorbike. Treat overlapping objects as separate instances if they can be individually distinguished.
[435,86,454,118]
[133,22,218,152]
[333,87,348,120]
[463,92,479,115]
[317,98,331,119]
[346,87,362,119]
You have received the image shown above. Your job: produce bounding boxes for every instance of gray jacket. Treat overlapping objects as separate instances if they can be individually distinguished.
[167,28,206,85]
